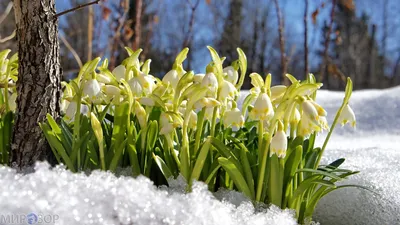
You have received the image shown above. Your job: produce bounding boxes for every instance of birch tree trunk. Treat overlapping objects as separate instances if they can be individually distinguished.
[11,0,61,167]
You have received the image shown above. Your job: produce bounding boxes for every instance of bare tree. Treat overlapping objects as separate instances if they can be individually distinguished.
[11,0,62,167]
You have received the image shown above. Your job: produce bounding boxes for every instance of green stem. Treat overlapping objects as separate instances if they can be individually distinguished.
[315,101,347,168]
[256,134,271,201]
[258,120,264,158]
[194,108,206,154]
[210,107,218,137]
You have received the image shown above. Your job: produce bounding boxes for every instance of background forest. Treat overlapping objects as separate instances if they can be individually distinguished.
[1,0,399,90]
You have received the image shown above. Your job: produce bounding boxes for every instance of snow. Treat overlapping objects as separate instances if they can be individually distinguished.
[313,86,400,224]
[1,86,399,225]
[0,163,296,225]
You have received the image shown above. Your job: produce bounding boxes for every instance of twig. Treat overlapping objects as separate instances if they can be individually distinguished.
[304,0,309,78]
[59,34,83,68]
[55,0,100,18]
[132,0,143,50]
[0,2,13,25]
[319,0,336,83]
[273,0,288,85]
[109,0,130,68]
[87,5,94,60]
[182,0,200,48]
[0,29,16,43]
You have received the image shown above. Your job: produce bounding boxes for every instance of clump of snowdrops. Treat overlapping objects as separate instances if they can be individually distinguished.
[0,47,360,224]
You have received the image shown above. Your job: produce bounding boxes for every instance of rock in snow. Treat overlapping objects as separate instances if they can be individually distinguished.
[1,86,400,225]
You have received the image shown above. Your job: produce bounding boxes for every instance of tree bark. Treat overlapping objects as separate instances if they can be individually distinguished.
[11,0,61,167]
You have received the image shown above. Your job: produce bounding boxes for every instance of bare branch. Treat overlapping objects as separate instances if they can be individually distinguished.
[87,5,94,61]
[304,0,309,78]
[273,0,288,84]
[0,2,13,25]
[0,29,16,43]
[133,0,143,50]
[182,0,200,48]
[319,0,337,84]
[59,34,83,68]
[55,0,100,18]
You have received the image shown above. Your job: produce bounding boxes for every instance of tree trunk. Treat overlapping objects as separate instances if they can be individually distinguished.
[11,0,61,167]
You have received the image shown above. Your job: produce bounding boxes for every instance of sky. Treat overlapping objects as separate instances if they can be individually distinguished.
[54,0,400,73]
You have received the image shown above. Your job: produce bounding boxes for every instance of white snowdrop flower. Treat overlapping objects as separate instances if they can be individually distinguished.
[270,129,287,158]
[159,112,174,135]
[311,101,327,116]
[201,72,218,97]
[188,110,198,130]
[82,79,101,100]
[204,107,219,120]
[102,85,120,96]
[97,73,112,84]
[9,92,17,111]
[162,69,179,89]
[139,97,155,107]
[223,66,239,85]
[134,101,147,128]
[193,97,220,110]
[290,107,301,125]
[249,93,274,121]
[271,85,287,101]
[193,73,205,84]
[339,104,356,128]
[128,77,143,96]
[112,65,126,81]
[223,108,244,131]
[64,101,89,122]
[137,74,156,94]
[302,100,319,123]
[318,116,330,131]
[219,80,238,100]
[297,115,320,137]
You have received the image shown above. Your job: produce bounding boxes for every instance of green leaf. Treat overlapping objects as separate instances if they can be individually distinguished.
[146,120,159,150]
[296,168,342,180]
[40,123,75,172]
[153,153,173,180]
[142,59,152,75]
[283,145,303,189]
[218,157,253,199]
[236,48,247,90]
[285,74,298,84]
[109,139,128,172]
[190,138,212,183]
[175,48,189,65]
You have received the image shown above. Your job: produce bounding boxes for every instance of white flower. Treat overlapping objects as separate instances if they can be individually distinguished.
[9,92,17,111]
[223,66,238,85]
[297,115,321,137]
[112,65,126,81]
[223,108,244,131]
[82,79,101,100]
[339,104,356,128]
[139,97,155,106]
[249,93,274,121]
[201,72,218,97]
[64,101,89,122]
[270,129,287,158]
[188,110,198,130]
[97,73,112,84]
[270,85,286,101]
[160,112,174,135]
[162,69,180,88]
[102,85,120,96]
[311,101,327,116]
[318,116,330,131]
[137,74,156,94]
[134,101,147,128]
[193,73,205,84]
[128,77,143,96]
[290,107,301,125]
[302,100,319,123]
[193,97,220,110]
[219,80,238,101]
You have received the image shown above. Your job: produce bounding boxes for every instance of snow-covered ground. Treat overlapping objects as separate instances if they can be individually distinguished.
[313,87,400,224]
[0,87,399,225]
